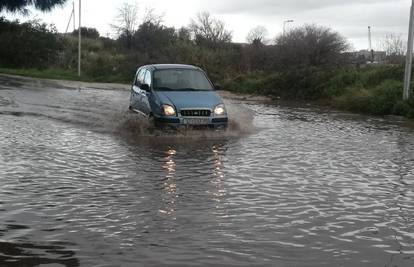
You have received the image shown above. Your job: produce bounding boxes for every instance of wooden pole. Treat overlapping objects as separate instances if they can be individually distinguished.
[404,0,414,100]
[78,0,81,77]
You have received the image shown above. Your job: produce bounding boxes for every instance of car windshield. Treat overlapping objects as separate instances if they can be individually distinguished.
[153,69,214,91]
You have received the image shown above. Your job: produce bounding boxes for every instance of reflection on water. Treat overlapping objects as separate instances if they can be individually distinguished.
[1,78,414,266]
[211,145,226,202]
[160,149,178,217]
[0,241,79,267]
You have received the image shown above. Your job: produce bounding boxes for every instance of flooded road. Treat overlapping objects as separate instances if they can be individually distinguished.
[1,75,414,266]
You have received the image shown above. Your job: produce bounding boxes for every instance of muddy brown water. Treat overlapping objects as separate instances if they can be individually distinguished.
[1,75,414,266]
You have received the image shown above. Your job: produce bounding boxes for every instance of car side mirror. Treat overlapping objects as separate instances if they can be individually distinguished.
[214,84,222,91]
[141,84,150,92]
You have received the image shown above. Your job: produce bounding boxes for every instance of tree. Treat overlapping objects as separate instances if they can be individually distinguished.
[0,17,63,68]
[177,27,191,42]
[274,24,349,68]
[0,0,67,13]
[142,7,163,26]
[111,2,139,49]
[72,27,100,39]
[189,12,232,48]
[133,21,176,53]
[246,26,268,46]
[243,26,271,71]
[380,34,405,64]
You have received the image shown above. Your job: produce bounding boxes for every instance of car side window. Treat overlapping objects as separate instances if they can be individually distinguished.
[135,69,145,86]
[144,70,152,87]
[134,71,140,86]
[133,71,138,86]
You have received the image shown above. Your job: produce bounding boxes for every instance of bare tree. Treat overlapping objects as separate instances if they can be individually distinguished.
[246,26,269,45]
[380,33,405,64]
[142,7,164,26]
[111,2,139,48]
[189,12,232,48]
[110,2,139,49]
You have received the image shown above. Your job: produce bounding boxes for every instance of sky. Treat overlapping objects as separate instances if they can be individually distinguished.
[1,0,412,50]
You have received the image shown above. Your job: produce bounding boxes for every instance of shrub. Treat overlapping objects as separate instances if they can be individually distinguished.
[370,80,402,115]
[359,65,404,88]
[333,87,374,113]
[324,70,359,97]
[72,27,100,39]
[0,17,63,69]
[332,80,404,115]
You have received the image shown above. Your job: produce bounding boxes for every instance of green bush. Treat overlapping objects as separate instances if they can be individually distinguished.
[359,65,404,88]
[332,80,405,115]
[370,80,402,115]
[222,73,263,94]
[333,86,374,113]
[324,69,359,97]
[0,17,63,69]
[223,68,335,99]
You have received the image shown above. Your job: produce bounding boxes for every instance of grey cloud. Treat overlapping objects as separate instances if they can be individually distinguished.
[211,0,409,49]
[300,2,408,28]
[202,0,393,15]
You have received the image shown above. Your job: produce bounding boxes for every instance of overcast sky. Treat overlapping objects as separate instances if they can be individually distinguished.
[1,0,411,50]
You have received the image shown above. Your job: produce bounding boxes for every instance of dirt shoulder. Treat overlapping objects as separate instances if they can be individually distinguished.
[0,73,272,101]
[218,90,272,102]
[0,73,129,91]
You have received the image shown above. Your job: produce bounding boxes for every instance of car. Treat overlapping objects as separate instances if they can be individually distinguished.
[129,64,228,129]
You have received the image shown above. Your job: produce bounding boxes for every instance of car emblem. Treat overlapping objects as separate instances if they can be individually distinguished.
[194,112,198,115]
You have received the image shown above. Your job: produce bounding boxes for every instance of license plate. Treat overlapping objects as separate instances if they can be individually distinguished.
[183,118,210,125]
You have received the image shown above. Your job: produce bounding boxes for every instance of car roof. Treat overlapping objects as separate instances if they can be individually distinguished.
[143,64,201,71]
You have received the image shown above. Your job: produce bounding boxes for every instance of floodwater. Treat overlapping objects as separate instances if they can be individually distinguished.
[1,75,414,267]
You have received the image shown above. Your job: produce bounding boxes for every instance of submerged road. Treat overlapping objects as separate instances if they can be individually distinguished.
[0,74,414,266]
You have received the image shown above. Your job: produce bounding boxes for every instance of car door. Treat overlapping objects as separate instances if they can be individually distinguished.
[141,70,152,115]
[130,70,139,110]
[131,69,146,112]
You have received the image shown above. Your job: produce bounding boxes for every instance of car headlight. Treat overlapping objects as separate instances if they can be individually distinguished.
[162,104,176,116]
[214,104,226,116]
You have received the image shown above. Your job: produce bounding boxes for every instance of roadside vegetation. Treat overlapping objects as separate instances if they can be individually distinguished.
[224,65,414,117]
[0,3,411,118]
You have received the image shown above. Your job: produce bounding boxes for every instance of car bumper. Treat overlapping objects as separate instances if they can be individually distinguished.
[154,116,228,129]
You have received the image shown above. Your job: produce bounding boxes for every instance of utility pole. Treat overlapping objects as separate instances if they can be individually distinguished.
[78,0,82,77]
[404,0,414,100]
[73,1,75,32]
[368,26,374,63]
[283,20,294,36]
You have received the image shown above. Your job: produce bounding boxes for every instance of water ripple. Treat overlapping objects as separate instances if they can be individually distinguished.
[1,82,414,266]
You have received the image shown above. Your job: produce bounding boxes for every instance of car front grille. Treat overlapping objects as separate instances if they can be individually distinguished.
[180,109,211,117]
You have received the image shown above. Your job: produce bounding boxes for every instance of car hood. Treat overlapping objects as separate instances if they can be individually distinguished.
[155,90,223,110]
